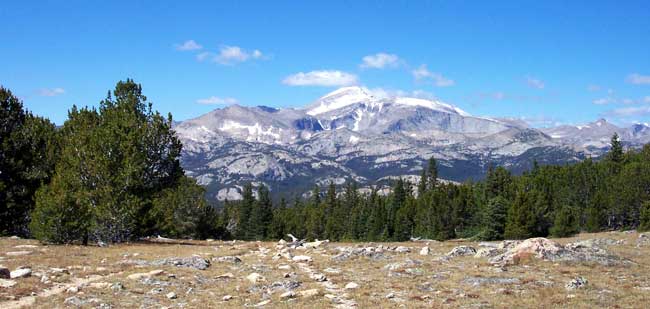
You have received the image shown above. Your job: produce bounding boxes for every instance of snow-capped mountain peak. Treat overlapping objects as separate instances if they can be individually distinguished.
[306,86,374,116]
[393,97,471,116]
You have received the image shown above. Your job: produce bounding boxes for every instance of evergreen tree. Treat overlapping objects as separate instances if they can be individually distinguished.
[427,156,438,190]
[236,183,254,239]
[639,201,650,232]
[1,87,58,236]
[249,185,273,239]
[478,196,508,240]
[504,189,536,239]
[550,205,579,237]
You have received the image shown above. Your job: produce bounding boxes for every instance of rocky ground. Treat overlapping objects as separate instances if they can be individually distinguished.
[1,232,650,308]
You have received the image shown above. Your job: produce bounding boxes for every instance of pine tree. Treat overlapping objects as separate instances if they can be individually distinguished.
[504,189,536,239]
[427,156,438,190]
[639,201,650,232]
[1,87,58,236]
[236,183,254,239]
[249,185,273,239]
[478,196,508,240]
[550,205,579,237]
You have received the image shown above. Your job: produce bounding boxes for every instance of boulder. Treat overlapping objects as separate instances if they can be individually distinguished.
[446,246,477,257]
[395,246,411,253]
[419,246,430,256]
[213,256,242,264]
[166,292,177,299]
[345,282,359,290]
[280,291,296,299]
[474,247,501,258]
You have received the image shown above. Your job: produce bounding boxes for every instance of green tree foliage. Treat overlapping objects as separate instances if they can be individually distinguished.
[1,87,58,236]
[639,201,650,232]
[30,80,211,243]
[550,205,579,237]
[478,196,508,240]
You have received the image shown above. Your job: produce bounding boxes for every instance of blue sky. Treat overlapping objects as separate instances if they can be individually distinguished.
[2,1,650,126]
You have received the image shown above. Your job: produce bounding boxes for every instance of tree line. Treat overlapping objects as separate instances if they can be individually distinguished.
[2,80,650,244]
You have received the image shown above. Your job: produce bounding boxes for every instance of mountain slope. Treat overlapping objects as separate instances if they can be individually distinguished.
[175,87,649,202]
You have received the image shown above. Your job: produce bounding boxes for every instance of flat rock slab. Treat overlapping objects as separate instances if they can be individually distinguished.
[10,268,31,279]
[5,251,32,256]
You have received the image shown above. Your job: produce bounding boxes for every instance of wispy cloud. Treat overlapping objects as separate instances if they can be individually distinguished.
[525,76,545,89]
[412,65,455,87]
[593,95,650,105]
[604,105,650,117]
[213,45,264,65]
[38,88,65,97]
[360,53,400,69]
[593,97,615,105]
[282,70,358,87]
[587,84,601,92]
[626,73,650,85]
[196,96,239,105]
[175,40,203,51]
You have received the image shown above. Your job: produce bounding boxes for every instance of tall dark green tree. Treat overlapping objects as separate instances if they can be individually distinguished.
[1,86,58,236]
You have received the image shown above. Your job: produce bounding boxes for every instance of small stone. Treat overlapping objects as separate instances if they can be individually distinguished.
[66,286,80,293]
[50,267,69,274]
[419,246,430,256]
[96,267,108,272]
[14,245,38,249]
[10,268,31,279]
[298,289,320,298]
[565,277,588,290]
[280,291,296,299]
[166,292,177,299]
[254,299,271,307]
[110,282,125,291]
[0,278,17,288]
[385,292,395,299]
[89,282,110,289]
[127,269,164,280]
[292,255,313,263]
[345,282,359,290]
[310,273,327,282]
[222,295,233,301]
[278,264,291,270]
[216,272,234,279]
[246,272,265,284]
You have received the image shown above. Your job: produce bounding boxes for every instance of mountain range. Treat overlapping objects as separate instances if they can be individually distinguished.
[174,86,650,202]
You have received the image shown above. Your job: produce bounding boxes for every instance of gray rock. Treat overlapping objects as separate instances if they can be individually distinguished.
[152,256,210,270]
[565,277,588,290]
[462,277,521,287]
[213,256,242,264]
[446,246,477,257]
[0,278,17,288]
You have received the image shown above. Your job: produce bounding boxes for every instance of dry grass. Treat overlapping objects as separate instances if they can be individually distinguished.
[1,231,649,308]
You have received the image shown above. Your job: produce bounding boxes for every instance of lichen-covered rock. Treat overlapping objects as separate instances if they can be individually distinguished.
[152,255,210,270]
[565,277,588,290]
[446,246,477,257]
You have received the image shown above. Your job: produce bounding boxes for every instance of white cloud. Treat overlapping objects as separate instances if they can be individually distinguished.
[525,76,545,89]
[605,105,650,117]
[282,70,358,87]
[175,40,203,51]
[587,84,601,92]
[213,45,264,65]
[38,88,65,97]
[411,65,455,87]
[360,53,400,69]
[196,96,239,105]
[626,73,650,85]
[593,97,615,105]
[196,52,213,62]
